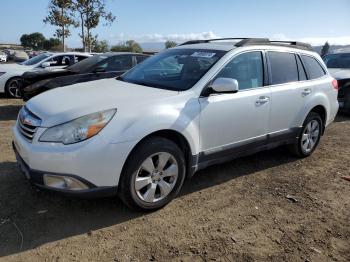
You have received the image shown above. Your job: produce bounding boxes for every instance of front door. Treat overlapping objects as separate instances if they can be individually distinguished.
[199,51,271,161]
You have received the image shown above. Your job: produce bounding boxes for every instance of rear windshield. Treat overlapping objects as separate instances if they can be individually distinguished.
[323,53,350,69]
[119,49,226,91]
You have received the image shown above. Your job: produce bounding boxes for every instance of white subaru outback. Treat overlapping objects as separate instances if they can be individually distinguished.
[12,38,339,211]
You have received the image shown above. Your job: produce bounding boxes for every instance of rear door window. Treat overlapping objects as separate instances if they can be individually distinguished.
[268,52,298,85]
[301,55,326,80]
[48,55,74,66]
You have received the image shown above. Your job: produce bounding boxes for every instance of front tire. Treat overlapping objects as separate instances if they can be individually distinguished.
[5,77,22,98]
[118,137,186,211]
[289,112,323,157]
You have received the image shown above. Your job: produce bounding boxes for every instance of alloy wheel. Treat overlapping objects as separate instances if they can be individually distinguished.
[8,79,22,98]
[134,152,179,203]
[301,120,320,153]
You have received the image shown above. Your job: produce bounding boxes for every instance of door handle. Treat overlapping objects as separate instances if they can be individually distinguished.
[255,96,270,105]
[302,88,312,96]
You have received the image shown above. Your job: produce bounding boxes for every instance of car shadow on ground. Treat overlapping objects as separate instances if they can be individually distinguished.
[0,105,22,121]
[334,112,350,122]
[0,146,299,257]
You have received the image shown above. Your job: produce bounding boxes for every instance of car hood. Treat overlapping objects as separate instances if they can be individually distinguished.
[328,68,350,80]
[26,78,179,127]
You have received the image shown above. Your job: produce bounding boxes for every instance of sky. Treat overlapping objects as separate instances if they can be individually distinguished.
[0,0,350,49]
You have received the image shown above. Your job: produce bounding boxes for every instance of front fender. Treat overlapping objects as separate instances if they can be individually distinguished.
[103,96,201,155]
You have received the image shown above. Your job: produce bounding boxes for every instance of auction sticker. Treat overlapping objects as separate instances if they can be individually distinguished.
[191,52,216,58]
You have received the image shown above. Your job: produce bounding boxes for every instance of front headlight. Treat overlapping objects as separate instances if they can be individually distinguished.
[0,72,6,77]
[39,109,117,144]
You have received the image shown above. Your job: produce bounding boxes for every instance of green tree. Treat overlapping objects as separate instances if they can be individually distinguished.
[165,40,177,49]
[20,33,46,50]
[43,38,61,50]
[43,0,77,51]
[321,41,330,57]
[72,0,116,52]
[92,39,109,53]
[110,40,143,53]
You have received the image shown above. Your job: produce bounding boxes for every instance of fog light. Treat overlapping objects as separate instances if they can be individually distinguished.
[43,174,89,190]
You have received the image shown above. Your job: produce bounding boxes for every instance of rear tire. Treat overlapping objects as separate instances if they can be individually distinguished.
[289,112,323,157]
[5,77,22,98]
[118,137,186,211]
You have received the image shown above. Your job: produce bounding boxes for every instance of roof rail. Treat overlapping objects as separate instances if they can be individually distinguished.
[267,41,312,50]
[179,38,253,46]
[234,38,270,47]
[179,38,313,51]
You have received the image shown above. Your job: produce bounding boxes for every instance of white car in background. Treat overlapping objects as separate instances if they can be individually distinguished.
[0,52,91,97]
[12,38,339,211]
[0,52,7,62]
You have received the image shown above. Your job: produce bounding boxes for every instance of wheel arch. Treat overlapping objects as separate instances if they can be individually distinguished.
[307,105,327,135]
[120,129,196,185]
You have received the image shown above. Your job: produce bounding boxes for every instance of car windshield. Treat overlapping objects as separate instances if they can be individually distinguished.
[21,53,51,66]
[323,53,350,69]
[120,49,226,91]
[67,54,108,73]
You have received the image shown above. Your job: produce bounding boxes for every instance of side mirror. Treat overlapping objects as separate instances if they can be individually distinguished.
[41,62,51,68]
[209,77,239,93]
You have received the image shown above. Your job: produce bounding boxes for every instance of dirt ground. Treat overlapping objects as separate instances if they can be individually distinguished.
[0,96,349,262]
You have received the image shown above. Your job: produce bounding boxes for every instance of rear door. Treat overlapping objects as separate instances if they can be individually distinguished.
[267,51,305,138]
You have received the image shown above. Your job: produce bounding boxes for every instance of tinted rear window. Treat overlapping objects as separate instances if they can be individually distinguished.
[301,55,326,80]
[268,52,298,85]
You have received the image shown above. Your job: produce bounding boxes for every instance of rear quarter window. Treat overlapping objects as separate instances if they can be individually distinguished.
[301,55,326,80]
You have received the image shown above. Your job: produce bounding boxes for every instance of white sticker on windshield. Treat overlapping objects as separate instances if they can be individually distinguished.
[191,52,216,58]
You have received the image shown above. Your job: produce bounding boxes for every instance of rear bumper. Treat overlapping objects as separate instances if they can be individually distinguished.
[13,142,117,198]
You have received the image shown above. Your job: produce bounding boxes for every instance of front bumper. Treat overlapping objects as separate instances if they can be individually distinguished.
[13,142,117,197]
[12,123,137,195]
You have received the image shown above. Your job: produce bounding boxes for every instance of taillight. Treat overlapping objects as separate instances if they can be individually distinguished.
[332,79,339,90]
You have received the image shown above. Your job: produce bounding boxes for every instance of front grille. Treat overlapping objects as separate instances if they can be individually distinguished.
[17,107,41,142]
[18,121,38,142]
